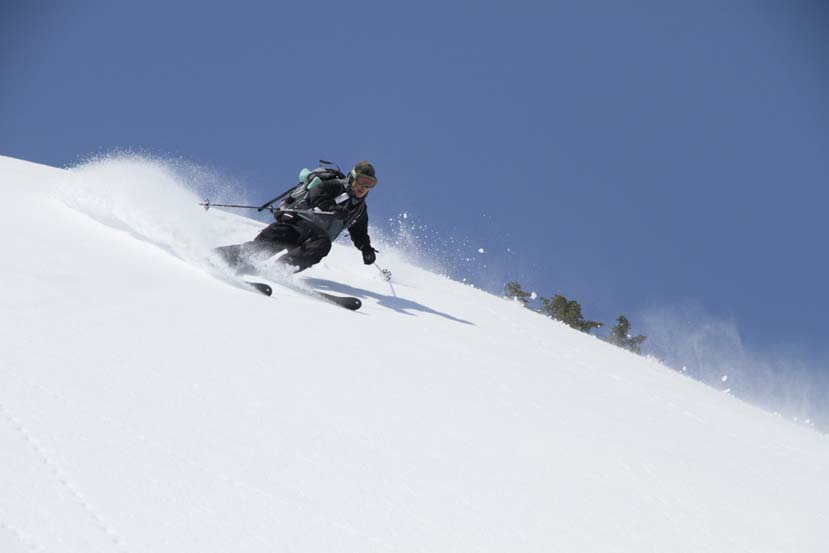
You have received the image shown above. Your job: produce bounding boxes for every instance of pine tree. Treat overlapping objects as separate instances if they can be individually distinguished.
[504,281,531,307]
[608,315,647,354]
[538,294,568,320]
[538,294,602,334]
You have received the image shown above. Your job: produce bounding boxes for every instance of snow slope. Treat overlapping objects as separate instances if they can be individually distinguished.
[1,154,827,553]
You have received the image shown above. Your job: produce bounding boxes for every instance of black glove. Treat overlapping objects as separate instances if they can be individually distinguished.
[361,245,378,265]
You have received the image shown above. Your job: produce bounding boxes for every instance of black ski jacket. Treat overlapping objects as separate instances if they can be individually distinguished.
[277,177,371,250]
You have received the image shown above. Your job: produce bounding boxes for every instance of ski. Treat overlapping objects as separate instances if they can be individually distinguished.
[241,278,360,310]
[244,281,273,296]
[315,291,361,311]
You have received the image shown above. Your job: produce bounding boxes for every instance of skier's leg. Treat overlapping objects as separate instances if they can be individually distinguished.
[254,223,302,248]
[277,234,332,273]
[214,224,298,271]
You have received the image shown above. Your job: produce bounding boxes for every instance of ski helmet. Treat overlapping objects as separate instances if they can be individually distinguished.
[350,161,378,188]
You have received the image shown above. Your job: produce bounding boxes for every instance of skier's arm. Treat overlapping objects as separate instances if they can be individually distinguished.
[348,207,371,250]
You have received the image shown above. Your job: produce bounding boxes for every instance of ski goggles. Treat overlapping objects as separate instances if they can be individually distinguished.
[351,170,378,189]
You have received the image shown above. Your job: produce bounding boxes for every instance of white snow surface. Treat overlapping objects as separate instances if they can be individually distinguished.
[1,154,827,552]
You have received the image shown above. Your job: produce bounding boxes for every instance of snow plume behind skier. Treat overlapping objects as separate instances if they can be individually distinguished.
[215,161,380,274]
[60,153,247,263]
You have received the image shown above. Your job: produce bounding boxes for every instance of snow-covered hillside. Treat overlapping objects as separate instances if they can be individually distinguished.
[1,154,827,553]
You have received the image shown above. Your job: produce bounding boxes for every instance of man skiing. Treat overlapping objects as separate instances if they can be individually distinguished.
[215,161,379,274]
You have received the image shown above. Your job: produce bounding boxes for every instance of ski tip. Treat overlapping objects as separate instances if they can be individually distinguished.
[338,298,361,310]
[246,281,273,296]
[317,292,362,310]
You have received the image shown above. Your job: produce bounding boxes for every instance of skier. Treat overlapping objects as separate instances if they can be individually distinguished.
[215,161,379,274]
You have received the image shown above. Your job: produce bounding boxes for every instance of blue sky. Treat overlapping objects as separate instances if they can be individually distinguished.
[2,1,828,415]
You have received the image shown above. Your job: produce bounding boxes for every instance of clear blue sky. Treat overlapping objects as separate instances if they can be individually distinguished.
[2,1,827,401]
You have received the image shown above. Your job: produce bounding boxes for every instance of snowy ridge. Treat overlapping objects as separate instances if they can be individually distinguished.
[1,154,827,552]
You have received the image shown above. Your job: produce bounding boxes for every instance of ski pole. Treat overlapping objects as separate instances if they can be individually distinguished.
[374,262,392,282]
[200,200,271,212]
[257,185,295,212]
[202,184,295,213]
[200,200,334,216]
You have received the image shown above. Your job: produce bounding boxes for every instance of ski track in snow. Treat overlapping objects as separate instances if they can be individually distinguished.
[0,367,403,553]
[0,399,130,552]
[0,518,45,553]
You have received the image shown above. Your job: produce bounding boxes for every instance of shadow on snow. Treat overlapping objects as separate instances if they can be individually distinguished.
[303,277,474,325]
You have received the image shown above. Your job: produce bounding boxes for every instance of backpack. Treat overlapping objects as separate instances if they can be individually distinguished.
[283,162,346,206]
[257,161,347,214]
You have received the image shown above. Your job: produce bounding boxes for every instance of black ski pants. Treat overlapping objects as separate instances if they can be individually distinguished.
[218,222,332,273]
